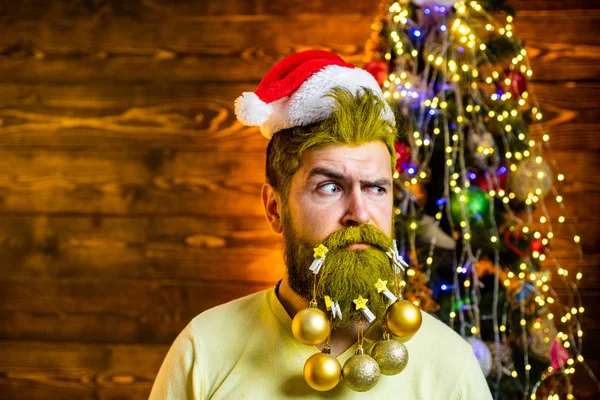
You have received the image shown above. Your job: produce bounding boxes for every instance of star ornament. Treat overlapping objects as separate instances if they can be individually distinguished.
[374,279,389,294]
[353,296,369,311]
[313,244,329,259]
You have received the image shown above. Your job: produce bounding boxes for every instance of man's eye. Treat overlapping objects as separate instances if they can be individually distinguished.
[318,183,341,194]
[368,186,386,194]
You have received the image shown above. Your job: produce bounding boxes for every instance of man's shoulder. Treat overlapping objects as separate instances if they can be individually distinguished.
[187,288,270,336]
[419,312,492,398]
[414,311,473,355]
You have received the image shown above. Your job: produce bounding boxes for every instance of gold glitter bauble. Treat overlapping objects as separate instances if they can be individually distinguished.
[386,300,422,338]
[291,307,330,345]
[342,353,380,392]
[303,352,341,391]
[371,336,409,375]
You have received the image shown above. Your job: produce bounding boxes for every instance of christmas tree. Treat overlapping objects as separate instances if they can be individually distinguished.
[364,0,599,398]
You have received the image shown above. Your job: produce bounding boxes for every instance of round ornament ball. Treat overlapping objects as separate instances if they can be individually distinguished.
[394,141,411,174]
[363,60,388,87]
[342,353,380,392]
[450,187,491,223]
[467,337,492,377]
[496,68,528,98]
[530,237,547,254]
[386,300,423,338]
[509,157,553,201]
[472,171,492,192]
[291,307,330,346]
[371,335,409,375]
[472,166,508,192]
[303,352,341,391]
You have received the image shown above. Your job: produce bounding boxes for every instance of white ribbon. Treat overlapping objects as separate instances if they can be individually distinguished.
[309,257,325,275]
[325,296,343,320]
[382,289,398,303]
[331,301,343,320]
[387,241,408,274]
[360,307,376,323]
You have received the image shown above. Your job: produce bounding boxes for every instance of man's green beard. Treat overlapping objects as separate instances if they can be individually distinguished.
[282,211,395,329]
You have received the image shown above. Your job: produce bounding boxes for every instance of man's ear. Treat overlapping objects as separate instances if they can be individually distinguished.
[261,183,284,234]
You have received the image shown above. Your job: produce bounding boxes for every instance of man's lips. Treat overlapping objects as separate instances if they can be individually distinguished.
[346,243,370,250]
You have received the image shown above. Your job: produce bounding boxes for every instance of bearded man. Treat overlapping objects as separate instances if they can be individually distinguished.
[149,50,492,399]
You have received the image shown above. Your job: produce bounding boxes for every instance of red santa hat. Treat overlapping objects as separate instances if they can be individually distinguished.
[234,50,395,139]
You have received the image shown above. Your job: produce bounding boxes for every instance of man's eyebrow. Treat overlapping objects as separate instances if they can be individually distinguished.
[307,167,345,181]
[367,178,392,188]
[307,167,392,188]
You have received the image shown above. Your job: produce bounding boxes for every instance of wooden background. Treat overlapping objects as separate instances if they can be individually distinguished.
[0,0,598,398]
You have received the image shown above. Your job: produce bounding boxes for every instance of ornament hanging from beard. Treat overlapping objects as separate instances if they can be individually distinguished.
[283,219,395,329]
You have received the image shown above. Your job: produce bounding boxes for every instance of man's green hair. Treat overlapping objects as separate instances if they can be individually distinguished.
[265,87,399,200]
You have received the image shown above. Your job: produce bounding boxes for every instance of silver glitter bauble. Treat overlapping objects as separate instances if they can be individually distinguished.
[509,157,553,201]
[371,335,409,376]
[342,350,380,392]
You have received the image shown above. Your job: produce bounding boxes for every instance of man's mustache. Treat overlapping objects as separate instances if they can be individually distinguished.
[321,225,392,253]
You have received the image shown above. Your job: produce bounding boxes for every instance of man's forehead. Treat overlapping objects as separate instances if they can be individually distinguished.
[299,142,392,180]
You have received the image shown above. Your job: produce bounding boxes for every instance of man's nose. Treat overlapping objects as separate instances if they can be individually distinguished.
[341,187,370,227]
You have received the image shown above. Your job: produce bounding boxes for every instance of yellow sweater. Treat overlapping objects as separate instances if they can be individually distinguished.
[149,288,493,399]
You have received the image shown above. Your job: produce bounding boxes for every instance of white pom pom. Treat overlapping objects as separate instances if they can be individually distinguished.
[234,92,274,126]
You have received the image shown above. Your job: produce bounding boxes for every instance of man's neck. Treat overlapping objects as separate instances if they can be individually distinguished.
[278,276,373,356]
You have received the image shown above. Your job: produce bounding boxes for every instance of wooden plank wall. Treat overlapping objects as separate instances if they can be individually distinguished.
[0,0,598,398]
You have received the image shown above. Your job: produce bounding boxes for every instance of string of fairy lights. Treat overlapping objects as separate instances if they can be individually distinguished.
[366,0,599,398]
